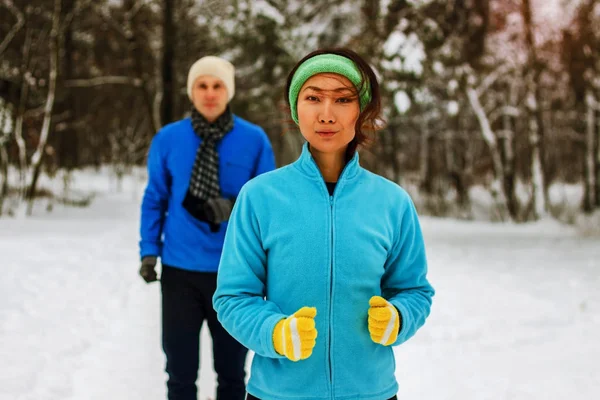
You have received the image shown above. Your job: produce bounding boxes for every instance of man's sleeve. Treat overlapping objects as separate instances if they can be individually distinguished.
[139,133,170,259]
[253,130,276,177]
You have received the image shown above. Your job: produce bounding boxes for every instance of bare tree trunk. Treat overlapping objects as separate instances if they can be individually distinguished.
[528,132,545,219]
[382,126,395,179]
[596,94,600,209]
[451,111,471,216]
[14,25,33,203]
[26,0,61,215]
[521,0,548,219]
[466,86,510,221]
[358,0,382,60]
[501,129,517,217]
[161,0,176,125]
[419,116,431,192]
[127,0,160,133]
[583,91,597,211]
[152,82,163,133]
[0,101,8,214]
[151,31,163,133]
[55,0,77,170]
[0,143,7,215]
[389,121,401,184]
[501,84,519,219]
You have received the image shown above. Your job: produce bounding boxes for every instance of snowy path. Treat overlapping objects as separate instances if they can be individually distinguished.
[399,219,599,399]
[1,182,598,400]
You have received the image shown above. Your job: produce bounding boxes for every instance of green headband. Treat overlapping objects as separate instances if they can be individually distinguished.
[288,53,372,124]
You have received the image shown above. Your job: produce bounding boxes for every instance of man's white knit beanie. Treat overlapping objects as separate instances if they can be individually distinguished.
[187,56,235,101]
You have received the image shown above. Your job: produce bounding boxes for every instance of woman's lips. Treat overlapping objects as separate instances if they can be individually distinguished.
[316,131,337,137]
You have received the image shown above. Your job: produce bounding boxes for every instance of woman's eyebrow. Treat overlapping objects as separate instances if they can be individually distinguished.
[301,86,355,93]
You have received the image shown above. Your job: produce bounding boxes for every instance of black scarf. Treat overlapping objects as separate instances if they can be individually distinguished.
[182,106,233,225]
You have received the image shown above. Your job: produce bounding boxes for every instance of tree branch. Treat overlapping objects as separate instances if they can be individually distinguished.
[64,76,143,87]
[489,105,521,124]
[476,63,514,96]
[466,87,497,149]
[128,0,145,19]
[0,0,25,56]
[61,0,94,34]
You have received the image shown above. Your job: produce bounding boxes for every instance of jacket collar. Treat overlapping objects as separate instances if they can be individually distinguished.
[293,142,361,181]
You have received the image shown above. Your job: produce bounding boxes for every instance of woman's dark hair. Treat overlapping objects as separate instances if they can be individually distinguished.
[285,47,384,157]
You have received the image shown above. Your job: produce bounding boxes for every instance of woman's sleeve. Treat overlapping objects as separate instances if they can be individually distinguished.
[213,185,286,358]
[382,193,435,346]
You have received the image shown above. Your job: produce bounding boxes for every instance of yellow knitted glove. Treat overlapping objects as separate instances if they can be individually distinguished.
[273,307,318,361]
[368,296,400,346]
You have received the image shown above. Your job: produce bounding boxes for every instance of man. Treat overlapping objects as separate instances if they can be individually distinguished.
[138,55,275,400]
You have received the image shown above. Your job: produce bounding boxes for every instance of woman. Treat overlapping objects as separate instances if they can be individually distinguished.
[213,48,434,400]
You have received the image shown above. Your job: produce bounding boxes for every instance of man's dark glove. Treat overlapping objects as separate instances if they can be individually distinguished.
[203,198,235,225]
[139,256,158,283]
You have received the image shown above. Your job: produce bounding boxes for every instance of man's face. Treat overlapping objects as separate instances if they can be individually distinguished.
[191,75,229,122]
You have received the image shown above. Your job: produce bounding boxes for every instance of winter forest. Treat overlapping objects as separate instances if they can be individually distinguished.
[1,1,599,400]
[0,0,599,224]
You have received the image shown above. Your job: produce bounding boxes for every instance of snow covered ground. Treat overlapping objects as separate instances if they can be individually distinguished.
[1,171,598,400]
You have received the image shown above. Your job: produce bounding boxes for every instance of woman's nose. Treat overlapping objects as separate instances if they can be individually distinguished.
[318,103,335,123]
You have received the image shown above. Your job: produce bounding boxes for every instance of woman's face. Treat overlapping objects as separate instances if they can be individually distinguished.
[297,73,360,158]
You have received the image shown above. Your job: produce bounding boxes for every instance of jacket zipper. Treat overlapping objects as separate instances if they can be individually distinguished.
[311,156,351,399]
[328,194,334,395]
[325,172,348,400]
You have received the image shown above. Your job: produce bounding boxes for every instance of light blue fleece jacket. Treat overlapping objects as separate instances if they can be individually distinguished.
[213,143,434,400]
[139,116,275,272]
